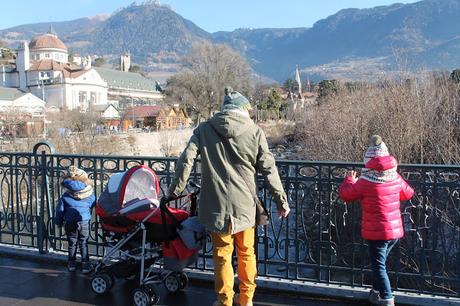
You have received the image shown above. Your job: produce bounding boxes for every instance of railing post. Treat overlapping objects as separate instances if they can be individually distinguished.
[33,141,55,254]
[37,150,46,253]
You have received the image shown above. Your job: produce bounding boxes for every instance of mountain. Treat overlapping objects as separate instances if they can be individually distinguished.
[212,28,308,65]
[2,0,460,81]
[0,16,107,50]
[214,0,460,80]
[90,2,211,60]
[0,2,211,65]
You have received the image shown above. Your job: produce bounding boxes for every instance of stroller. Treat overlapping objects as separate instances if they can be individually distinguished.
[90,165,202,306]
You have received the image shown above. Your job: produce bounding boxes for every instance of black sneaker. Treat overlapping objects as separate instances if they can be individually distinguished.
[68,260,77,272]
[81,261,92,274]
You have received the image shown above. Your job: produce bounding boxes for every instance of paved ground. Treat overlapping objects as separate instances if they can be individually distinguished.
[0,257,360,306]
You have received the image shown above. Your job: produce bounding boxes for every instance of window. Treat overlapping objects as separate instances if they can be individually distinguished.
[79,91,86,104]
[90,92,96,104]
[39,71,50,81]
[45,53,50,58]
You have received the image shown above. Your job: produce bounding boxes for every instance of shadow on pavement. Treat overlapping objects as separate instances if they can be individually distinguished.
[0,257,359,306]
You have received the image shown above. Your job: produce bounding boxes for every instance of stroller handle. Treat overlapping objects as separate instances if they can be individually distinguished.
[189,181,201,190]
[161,181,200,205]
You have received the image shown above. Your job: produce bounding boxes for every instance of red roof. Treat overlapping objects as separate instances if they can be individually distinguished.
[29,34,67,51]
[29,59,89,78]
[125,105,162,118]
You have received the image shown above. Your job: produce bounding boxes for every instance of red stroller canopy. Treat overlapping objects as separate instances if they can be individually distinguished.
[98,165,160,216]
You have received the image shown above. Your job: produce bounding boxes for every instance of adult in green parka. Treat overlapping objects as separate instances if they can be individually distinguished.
[169,87,290,306]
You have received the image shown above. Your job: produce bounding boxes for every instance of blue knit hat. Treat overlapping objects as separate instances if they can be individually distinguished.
[222,87,252,110]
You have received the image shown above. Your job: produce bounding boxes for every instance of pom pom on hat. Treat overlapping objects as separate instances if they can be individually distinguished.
[369,135,383,146]
[364,134,389,163]
[224,86,233,96]
[222,88,252,111]
[66,166,88,181]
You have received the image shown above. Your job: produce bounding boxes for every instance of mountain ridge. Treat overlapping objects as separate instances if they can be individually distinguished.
[2,0,460,81]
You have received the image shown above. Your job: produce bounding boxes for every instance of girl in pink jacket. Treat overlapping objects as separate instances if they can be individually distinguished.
[339,135,414,306]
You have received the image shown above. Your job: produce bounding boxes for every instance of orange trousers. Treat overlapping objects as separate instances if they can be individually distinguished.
[211,227,257,306]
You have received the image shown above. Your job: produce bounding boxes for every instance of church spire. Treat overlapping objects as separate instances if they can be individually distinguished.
[47,25,57,37]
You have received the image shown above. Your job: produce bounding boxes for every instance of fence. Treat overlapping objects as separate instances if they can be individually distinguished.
[0,142,459,297]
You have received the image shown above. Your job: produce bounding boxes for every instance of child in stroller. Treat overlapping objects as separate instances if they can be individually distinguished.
[91,165,203,306]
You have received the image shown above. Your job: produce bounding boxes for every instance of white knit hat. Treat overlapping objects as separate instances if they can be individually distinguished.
[363,135,389,163]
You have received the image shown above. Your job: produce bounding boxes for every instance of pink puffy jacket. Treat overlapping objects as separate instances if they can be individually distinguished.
[339,156,414,241]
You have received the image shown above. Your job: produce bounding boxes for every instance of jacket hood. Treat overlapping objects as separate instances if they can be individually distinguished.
[365,156,398,171]
[209,110,255,138]
[62,179,88,192]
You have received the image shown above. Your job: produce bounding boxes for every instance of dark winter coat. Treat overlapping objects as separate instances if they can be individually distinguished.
[55,179,96,226]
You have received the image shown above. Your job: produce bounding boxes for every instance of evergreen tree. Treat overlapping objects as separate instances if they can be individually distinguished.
[93,57,106,67]
[318,80,339,99]
[451,69,460,84]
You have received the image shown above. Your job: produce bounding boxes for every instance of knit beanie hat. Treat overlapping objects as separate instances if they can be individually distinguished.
[66,165,89,181]
[363,135,389,163]
[222,87,252,111]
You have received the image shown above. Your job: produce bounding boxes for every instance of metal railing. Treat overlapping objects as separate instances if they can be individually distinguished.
[0,142,459,297]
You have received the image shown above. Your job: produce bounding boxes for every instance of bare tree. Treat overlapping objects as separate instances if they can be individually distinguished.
[166,42,252,122]
[294,73,460,164]
[1,106,27,142]
[46,109,121,155]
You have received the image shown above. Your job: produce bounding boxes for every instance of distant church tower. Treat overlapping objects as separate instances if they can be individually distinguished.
[120,53,131,72]
[17,41,30,90]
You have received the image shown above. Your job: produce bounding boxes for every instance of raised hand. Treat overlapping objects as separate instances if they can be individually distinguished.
[348,170,358,180]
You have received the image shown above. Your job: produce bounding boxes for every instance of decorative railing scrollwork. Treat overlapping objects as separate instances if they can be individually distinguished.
[0,148,458,297]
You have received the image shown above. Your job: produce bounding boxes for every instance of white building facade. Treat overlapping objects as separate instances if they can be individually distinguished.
[1,27,163,112]
[1,28,107,111]
[0,87,45,114]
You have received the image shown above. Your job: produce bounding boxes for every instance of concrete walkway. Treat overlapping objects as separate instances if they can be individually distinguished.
[0,257,359,306]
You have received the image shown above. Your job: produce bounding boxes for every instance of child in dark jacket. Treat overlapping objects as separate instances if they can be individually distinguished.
[339,135,414,306]
[55,166,96,273]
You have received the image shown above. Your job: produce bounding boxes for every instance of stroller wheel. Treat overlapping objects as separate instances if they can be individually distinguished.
[178,272,189,290]
[133,286,160,306]
[163,273,181,293]
[91,273,114,295]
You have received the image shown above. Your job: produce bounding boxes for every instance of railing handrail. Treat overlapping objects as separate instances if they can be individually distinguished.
[3,148,460,170]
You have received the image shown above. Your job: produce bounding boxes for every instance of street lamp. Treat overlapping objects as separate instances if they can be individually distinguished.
[131,96,134,129]
[38,71,49,138]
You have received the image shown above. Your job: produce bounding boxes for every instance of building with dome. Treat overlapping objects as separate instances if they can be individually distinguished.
[28,27,69,63]
[1,27,107,111]
[0,27,163,112]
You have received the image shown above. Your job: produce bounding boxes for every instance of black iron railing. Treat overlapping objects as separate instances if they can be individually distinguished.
[0,142,459,297]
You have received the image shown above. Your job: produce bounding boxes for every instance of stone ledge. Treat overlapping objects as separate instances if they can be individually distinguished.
[1,244,459,306]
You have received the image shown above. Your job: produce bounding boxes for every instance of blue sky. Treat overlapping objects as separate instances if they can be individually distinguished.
[2,0,420,32]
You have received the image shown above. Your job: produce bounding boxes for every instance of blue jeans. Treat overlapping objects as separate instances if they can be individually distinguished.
[368,239,398,300]
[65,221,90,262]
